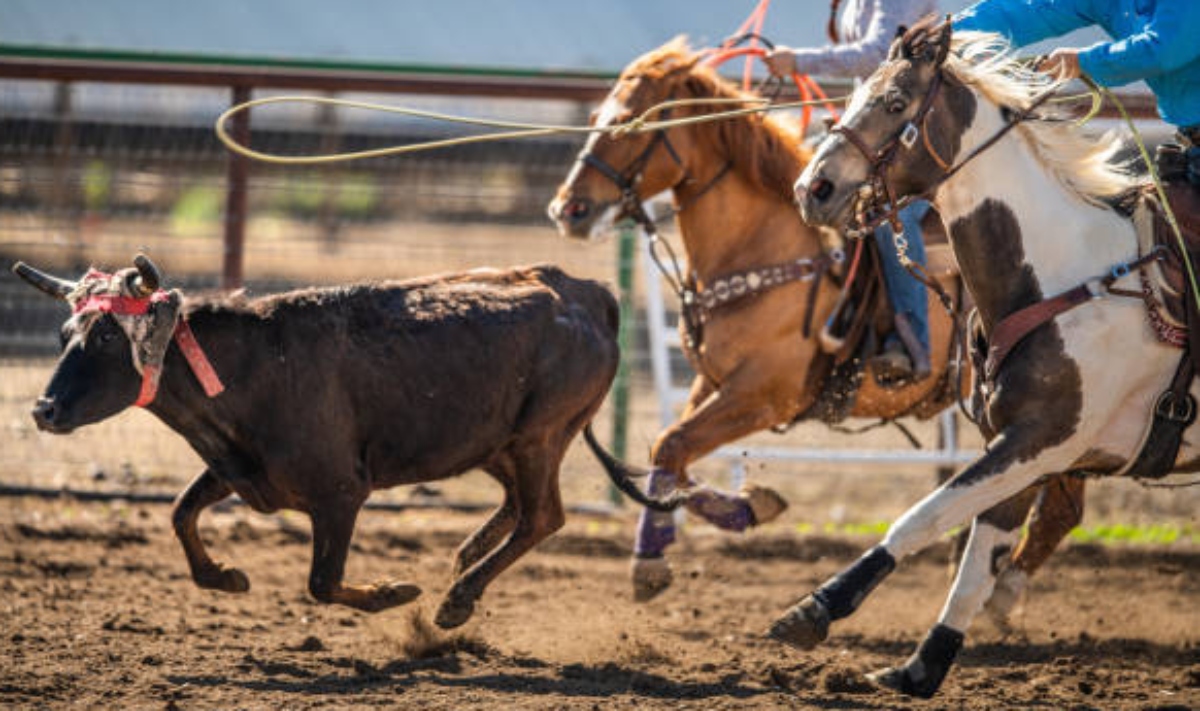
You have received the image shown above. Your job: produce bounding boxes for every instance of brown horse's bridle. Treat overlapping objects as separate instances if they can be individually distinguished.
[575,103,733,354]
[577,104,733,236]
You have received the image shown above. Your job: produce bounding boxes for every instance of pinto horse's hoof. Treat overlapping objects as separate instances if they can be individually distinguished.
[868,624,963,698]
[631,555,673,602]
[866,664,940,699]
[766,595,830,650]
[984,568,1027,630]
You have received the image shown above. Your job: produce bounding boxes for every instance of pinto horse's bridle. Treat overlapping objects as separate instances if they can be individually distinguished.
[832,44,1057,245]
[832,69,948,241]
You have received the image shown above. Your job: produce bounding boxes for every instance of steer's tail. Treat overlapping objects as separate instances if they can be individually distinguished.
[583,424,686,512]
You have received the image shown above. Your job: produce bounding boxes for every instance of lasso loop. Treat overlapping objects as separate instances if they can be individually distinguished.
[214,93,841,165]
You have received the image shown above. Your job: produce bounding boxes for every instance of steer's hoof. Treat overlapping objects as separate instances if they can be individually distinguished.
[198,565,250,593]
[743,484,788,525]
[866,665,939,699]
[631,556,673,602]
[767,595,830,650]
[371,581,422,611]
[434,593,476,630]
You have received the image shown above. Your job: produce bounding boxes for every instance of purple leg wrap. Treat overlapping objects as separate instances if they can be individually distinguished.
[634,468,677,558]
[684,486,755,532]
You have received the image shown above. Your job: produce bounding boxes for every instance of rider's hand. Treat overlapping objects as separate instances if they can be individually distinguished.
[764,48,799,78]
[1036,49,1082,80]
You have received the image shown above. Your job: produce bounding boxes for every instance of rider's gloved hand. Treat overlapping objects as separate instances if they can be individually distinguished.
[763,48,798,78]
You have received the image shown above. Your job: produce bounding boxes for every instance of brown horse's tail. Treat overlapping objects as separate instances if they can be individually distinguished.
[582,424,685,512]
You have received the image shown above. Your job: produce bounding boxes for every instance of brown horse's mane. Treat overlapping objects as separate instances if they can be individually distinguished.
[621,39,813,205]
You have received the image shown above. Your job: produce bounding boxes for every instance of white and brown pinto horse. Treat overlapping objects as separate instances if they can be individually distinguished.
[776,21,1198,697]
[549,37,1085,615]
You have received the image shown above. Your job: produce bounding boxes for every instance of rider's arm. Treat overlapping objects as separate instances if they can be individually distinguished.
[786,0,935,78]
[953,0,1096,46]
[1077,4,1200,87]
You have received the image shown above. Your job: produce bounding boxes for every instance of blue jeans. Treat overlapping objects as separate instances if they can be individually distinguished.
[873,200,930,354]
[1181,125,1200,185]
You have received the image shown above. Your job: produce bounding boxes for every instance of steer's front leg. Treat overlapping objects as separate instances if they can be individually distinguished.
[173,469,249,593]
[308,502,421,612]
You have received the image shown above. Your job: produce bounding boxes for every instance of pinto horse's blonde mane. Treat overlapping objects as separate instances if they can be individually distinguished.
[943,31,1138,203]
[621,37,813,204]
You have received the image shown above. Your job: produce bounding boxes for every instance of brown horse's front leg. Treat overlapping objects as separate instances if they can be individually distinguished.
[652,373,793,531]
[172,469,248,593]
[632,370,796,600]
[308,502,421,613]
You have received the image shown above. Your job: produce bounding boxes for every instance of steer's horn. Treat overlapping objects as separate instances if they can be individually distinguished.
[131,253,161,296]
[11,261,74,300]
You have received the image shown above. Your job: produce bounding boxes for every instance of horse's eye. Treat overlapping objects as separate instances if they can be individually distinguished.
[887,98,908,114]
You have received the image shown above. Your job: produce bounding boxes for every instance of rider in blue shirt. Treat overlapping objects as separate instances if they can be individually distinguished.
[955,0,1200,185]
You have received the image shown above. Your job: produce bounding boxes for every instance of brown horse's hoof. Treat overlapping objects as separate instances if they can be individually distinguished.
[434,592,476,630]
[767,595,830,650]
[631,556,673,602]
[197,565,250,593]
[743,485,788,525]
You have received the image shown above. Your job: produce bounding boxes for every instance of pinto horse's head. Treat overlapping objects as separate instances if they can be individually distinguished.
[795,16,974,230]
[547,37,709,240]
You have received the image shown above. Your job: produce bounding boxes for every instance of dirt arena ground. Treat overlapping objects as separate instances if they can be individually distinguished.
[3,225,1199,710]
[2,492,1198,711]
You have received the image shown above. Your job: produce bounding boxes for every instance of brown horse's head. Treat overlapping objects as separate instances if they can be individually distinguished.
[549,37,808,240]
[795,16,974,230]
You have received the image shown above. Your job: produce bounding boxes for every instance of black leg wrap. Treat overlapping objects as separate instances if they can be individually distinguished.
[870,624,965,699]
[813,545,896,621]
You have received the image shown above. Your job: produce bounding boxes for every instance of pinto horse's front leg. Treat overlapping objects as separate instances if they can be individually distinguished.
[868,486,1038,698]
[767,429,1081,663]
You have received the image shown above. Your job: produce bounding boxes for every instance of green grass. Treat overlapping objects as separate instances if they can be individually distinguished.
[792,521,1200,546]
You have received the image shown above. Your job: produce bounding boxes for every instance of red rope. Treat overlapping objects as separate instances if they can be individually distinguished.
[701,46,839,136]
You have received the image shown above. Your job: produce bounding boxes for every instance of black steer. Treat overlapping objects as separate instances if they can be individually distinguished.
[14,255,626,629]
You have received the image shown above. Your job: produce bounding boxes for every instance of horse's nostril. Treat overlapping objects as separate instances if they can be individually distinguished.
[811,178,835,203]
[32,398,57,426]
[566,201,591,221]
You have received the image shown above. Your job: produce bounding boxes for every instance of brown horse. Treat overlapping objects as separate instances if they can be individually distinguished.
[548,38,1083,609]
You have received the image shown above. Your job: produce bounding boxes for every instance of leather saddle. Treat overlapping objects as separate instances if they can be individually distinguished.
[1134,181,1200,327]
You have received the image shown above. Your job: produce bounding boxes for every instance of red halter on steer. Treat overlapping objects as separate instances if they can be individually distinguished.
[17,257,226,408]
[72,270,226,407]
